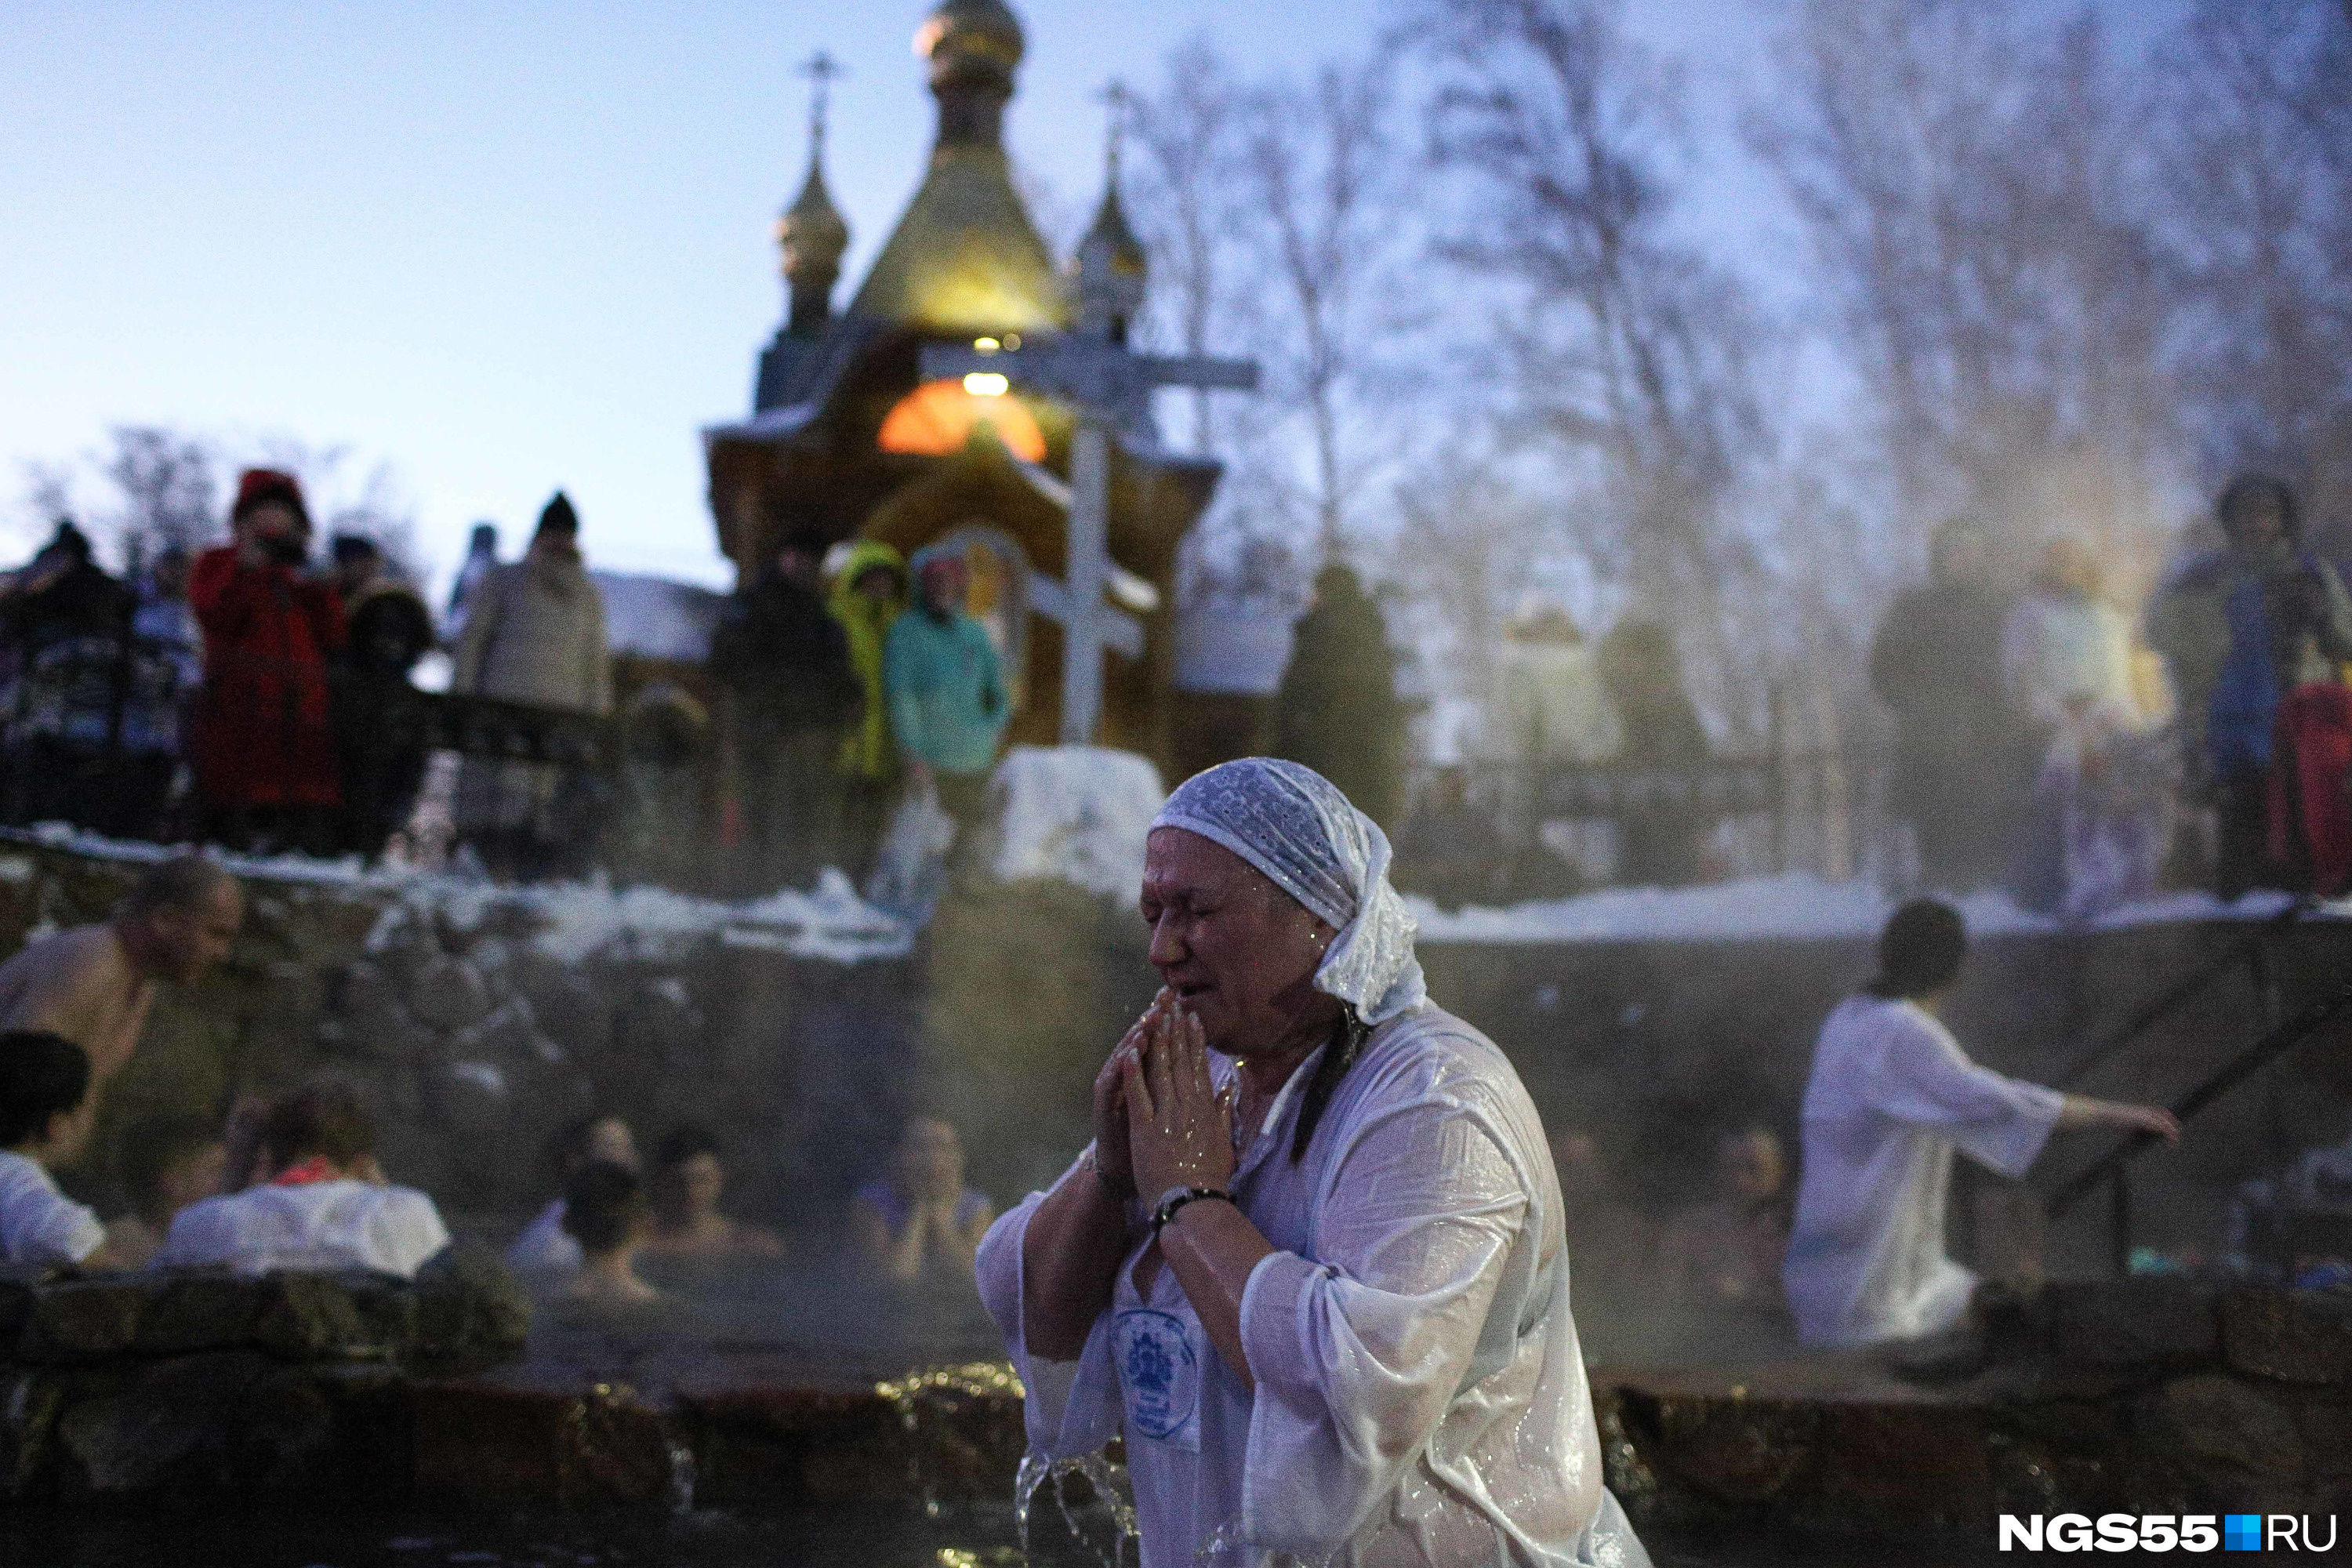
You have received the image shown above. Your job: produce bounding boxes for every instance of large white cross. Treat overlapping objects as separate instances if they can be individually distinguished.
[920,337,1258,742]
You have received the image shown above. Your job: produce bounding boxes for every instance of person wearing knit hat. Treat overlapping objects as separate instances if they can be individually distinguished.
[535,492,579,539]
[185,469,345,853]
[325,535,436,861]
[450,490,611,881]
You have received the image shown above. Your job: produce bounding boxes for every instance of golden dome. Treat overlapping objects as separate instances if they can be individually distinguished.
[777,161,850,282]
[915,0,1025,89]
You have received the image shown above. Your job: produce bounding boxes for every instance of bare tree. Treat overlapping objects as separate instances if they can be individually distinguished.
[19,463,77,532]
[1748,0,2177,583]
[1236,53,1406,562]
[256,436,422,581]
[1391,457,1555,728]
[104,426,220,561]
[1127,39,1247,455]
[1412,0,1770,717]
[2150,0,2352,528]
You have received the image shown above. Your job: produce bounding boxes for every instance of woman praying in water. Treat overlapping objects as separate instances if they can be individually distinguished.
[975,759,1650,1568]
[851,1116,994,1283]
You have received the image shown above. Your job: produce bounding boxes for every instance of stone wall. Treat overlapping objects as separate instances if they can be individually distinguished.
[0,839,925,1230]
[0,1249,1025,1512]
[1602,1278,2352,1534]
[0,1248,527,1501]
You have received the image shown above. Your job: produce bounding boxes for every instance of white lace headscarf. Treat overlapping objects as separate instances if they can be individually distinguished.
[1149,757,1428,1025]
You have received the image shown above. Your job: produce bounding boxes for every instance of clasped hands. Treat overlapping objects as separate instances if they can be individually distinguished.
[1092,987,1236,1206]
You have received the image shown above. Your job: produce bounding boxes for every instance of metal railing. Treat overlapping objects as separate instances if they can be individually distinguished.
[2040,899,2350,1274]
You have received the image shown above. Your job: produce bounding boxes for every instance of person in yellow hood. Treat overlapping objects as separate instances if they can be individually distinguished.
[827,539,909,866]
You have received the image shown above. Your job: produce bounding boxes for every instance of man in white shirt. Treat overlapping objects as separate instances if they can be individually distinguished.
[0,1031,128,1269]
[157,1079,448,1279]
[1785,899,2179,1348]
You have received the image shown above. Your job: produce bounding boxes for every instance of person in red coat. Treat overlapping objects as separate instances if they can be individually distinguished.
[187,470,345,853]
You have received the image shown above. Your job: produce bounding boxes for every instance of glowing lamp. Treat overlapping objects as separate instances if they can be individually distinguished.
[964,372,1010,397]
[878,378,1047,461]
[974,336,1001,353]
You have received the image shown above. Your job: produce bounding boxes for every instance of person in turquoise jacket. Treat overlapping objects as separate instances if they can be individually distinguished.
[884,546,1007,821]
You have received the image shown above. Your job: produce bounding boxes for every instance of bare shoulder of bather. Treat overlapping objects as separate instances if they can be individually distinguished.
[0,925,153,1085]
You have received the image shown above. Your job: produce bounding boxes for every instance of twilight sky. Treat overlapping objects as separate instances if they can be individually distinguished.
[0,1,2184,595]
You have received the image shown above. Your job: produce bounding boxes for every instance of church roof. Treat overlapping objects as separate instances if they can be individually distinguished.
[844,0,1068,335]
[846,146,1067,334]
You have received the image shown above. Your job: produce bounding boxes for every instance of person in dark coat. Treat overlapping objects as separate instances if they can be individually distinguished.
[186,470,345,855]
[327,535,435,861]
[1870,517,2032,891]
[1597,618,1712,887]
[710,528,861,891]
[2149,475,2352,896]
[0,522,136,832]
[1272,562,1406,829]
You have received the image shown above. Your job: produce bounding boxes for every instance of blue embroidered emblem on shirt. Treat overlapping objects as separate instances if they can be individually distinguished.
[1112,1308,1200,1441]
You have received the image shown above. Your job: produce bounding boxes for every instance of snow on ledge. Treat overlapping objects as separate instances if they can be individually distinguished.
[1405,873,2329,946]
[0,825,912,967]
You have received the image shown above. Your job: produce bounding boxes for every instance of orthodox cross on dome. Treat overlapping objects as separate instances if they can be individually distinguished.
[921,83,1258,746]
[799,49,843,157]
[1100,79,1130,183]
[779,49,851,336]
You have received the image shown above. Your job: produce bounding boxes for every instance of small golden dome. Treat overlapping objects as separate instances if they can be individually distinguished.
[777,161,850,281]
[1077,185,1147,284]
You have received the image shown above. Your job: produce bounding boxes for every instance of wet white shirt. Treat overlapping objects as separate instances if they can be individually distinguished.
[977,1005,1650,1568]
[155,1179,450,1279]
[506,1197,581,1275]
[1784,996,2064,1347]
[0,1149,105,1266]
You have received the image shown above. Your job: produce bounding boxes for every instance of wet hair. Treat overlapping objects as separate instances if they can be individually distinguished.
[122,854,234,920]
[2217,474,2301,543]
[260,1080,377,1173]
[653,1123,722,1174]
[1867,898,1969,1000]
[0,1033,90,1149]
[561,1160,648,1254]
[118,1114,223,1218]
[544,1113,629,1180]
[1292,1007,1370,1163]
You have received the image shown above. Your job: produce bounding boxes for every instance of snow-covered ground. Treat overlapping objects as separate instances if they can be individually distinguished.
[1406,874,2328,946]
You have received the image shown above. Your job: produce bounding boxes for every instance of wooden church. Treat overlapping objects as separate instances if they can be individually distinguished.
[700,0,1226,768]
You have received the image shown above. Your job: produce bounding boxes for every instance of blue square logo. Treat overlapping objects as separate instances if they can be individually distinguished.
[2225,1515,2263,1551]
